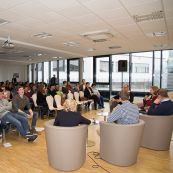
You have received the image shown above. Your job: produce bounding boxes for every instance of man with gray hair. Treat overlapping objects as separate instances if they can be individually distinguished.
[107,91,139,124]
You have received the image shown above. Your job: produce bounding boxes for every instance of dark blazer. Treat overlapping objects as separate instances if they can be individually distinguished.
[84,87,93,99]
[54,111,91,127]
[147,100,173,115]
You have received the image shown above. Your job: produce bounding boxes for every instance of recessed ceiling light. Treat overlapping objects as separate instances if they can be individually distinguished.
[109,46,121,49]
[33,32,52,39]
[63,41,79,47]
[87,48,96,52]
[146,31,167,37]
[133,10,164,23]
[37,53,42,56]
[28,58,33,61]
[52,57,58,59]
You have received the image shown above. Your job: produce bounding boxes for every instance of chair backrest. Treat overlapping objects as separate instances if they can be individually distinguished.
[46,95,55,110]
[100,120,145,166]
[32,93,38,107]
[67,92,73,99]
[140,114,173,150]
[74,92,80,102]
[45,119,88,171]
[54,95,61,107]
[79,91,84,98]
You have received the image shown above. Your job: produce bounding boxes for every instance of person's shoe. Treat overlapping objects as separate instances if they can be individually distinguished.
[30,128,38,134]
[27,134,38,142]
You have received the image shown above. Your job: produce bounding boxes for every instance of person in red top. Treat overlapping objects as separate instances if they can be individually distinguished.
[142,86,159,109]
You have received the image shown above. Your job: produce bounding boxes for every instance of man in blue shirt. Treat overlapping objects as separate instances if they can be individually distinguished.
[107,91,139,124]
[147,88,173,115]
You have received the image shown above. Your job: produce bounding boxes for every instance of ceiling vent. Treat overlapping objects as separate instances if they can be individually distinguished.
[109,45,121,49]
[0,18,9,26]
[2,36,15,49]
[133,10,164,23]
[80,30,114,43]
[63,41,79,47]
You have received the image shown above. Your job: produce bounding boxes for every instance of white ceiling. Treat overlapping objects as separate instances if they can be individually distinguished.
[0,0,172,64]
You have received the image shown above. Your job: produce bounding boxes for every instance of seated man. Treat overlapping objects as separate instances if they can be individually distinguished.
[12,86,38,133]
[107,91,139,124]
[54,99,91,127]
[147,88,173,115]
[0,88,37,142]
[110,84,134,112]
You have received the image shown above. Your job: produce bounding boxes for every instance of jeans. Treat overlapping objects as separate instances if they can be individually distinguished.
[1,112,29,137]
[17,111,38,129]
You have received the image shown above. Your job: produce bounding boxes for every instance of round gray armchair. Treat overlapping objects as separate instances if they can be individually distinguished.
[45,119,88,171]
[140,114,173,150]
[100,120,145,166]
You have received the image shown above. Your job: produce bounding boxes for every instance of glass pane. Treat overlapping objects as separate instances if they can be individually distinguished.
[59,59,67,84]
[83,57,93,83]
[28,64,32,83]
[44,62,49,83]
[69,59,79,82]
[131,52,153,92]
[38,63,43,82]
[112,54,129,91]
[162,50,173,90]
[51,61,57,78]
[153,51,161,87]
[96,57,109,83]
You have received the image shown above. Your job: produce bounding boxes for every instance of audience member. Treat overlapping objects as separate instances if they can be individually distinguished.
[12,86,38,133]
[0,89,37,142]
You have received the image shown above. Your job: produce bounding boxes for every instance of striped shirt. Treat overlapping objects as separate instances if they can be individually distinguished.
[107,101,139,124]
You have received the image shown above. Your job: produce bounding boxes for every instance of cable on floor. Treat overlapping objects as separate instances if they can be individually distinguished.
[87,151,111,173]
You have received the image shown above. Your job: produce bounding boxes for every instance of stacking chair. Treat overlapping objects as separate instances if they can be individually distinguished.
[46,95,57,118]
[31,93,42,117]
[54,95,64,110]
[67,92,73,99]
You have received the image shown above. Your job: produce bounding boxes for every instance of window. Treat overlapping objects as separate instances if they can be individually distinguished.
[133,63,149,73]
[37,63,43,82]
[96,57,109,83]
[154,51,161,87]
[83,57,93,83]
[59,60,67,84]
[44,62,49,83]
[131,52,153,92]
[51,61,57,77]
[100,61,109,72]
[162,50,173,89]
[28,64,32,83]
[112,54,129,91]
[69,59,79,82]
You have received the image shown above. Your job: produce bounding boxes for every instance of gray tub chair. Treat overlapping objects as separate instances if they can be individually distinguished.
[140,114,173,150]
[100,119,145,166]
[45,119,88,171]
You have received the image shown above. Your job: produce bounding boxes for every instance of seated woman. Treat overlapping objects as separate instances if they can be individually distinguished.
[36,84,48,119]
[140,86,159,110]
[54,99,91,127]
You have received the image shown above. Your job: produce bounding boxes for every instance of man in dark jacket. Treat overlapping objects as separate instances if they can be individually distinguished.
[147,88,173,115]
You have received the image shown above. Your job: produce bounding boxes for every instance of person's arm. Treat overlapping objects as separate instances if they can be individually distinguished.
[0,100,12,113]
[107,105,122,123]
[79,113,91,125]
[12,96,19,112]
[129,92,134,103]
[147,98,162,115]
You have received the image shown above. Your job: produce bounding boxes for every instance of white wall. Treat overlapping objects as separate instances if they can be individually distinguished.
[0,61,26,82]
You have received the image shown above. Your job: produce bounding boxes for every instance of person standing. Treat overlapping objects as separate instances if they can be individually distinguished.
[50,75,57,85]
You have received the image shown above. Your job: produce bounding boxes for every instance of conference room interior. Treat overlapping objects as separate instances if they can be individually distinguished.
[0,0,173,173]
